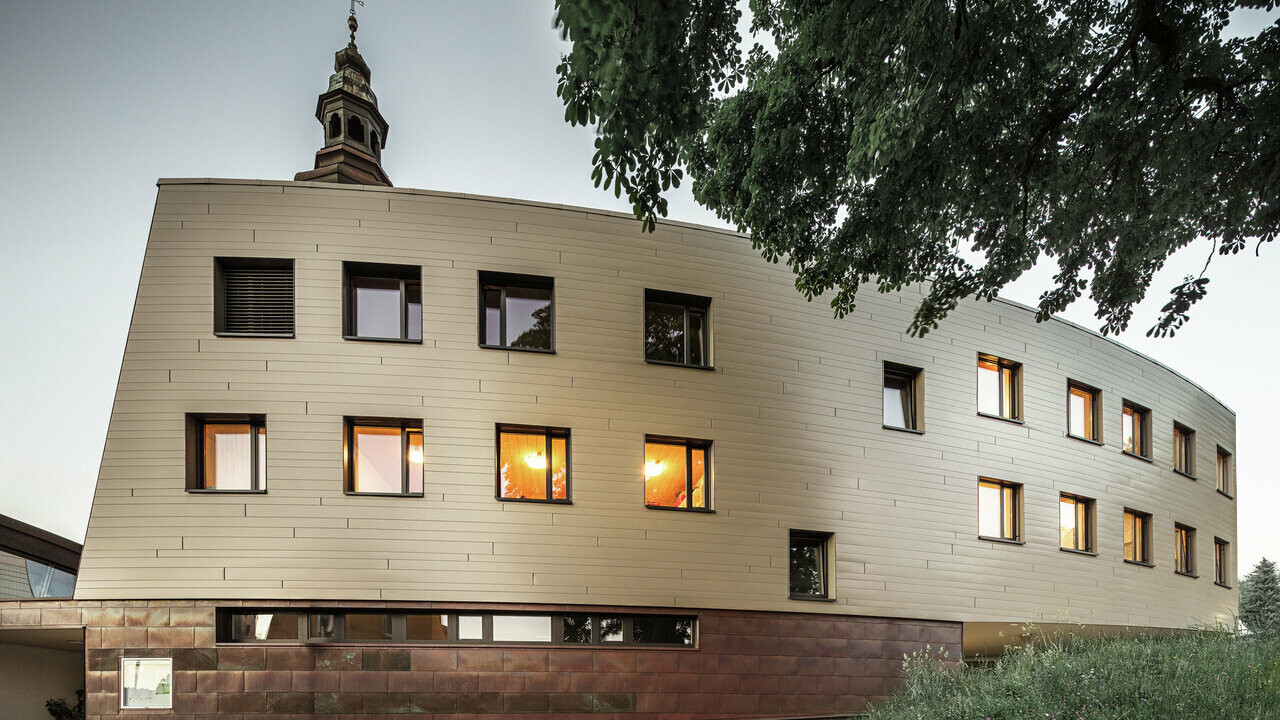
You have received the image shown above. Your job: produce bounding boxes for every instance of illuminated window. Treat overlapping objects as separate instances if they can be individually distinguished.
[884,362,924,431]
[1216,447,1233,496]
[479,272,554,351]
[1124,509,1152,565]
[1214,538,1230,586]
[1067,381,1101,442]
[977,354,1020,420]
[497,425,569,503]
[344,419,424,496]
[789,530,832,600]
[1059,494,1096,553]
[185,414,266,491]
[344,262,422,342]
[644,436,711,511]
[1174,524,1196,576]
[1174,423,1196,477]
[644,289,710,367]
[1121,401,1151,458]
[978,478,1022,542]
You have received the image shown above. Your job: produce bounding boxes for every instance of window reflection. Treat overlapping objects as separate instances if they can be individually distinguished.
[24,560,75,598]
[480,273,554,350]
[883,363,921,430]
[600,617,624,642]
[348,267,422,342]
[789,530,829,598]
[977,355,1019,419]
[633,616,693,645]
[562,615,591,643]
[644,291,710,366]
[492,615,552,642]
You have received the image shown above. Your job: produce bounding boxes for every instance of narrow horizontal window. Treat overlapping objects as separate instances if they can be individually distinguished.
[344,262,422,342]
[497,424,570,502]
[1174,524,1196,576]
[644,436,711,510]
[644,289,711,367]
[978,478,1022,542]
[1067,381,1101,442]
[977,354,1021,420]
[789,530,833,600]
[1174,423,1196,476]
[215,257,294,336]
[344,418,424,496]
[1122,401,1152,458]
[479,271,554,351]
[1124,509,1153,565]
[185,414,266,491]
[1059,493,1096,553]
[884,362,924,431]
[229,612,302,641]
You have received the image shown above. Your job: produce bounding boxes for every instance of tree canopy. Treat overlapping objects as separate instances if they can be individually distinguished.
[554,0,1278,337]
[1240,556,1280,635]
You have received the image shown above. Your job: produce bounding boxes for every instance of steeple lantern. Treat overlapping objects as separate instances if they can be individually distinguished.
[296,11,392,186]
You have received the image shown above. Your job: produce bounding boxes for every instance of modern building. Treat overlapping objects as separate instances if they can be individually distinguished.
[0,14,1238,720]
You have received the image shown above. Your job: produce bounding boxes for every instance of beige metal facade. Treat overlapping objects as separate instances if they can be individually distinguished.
[77,178,1237,629]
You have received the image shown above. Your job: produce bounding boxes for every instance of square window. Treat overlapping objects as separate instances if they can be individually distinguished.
[977,354,1021,420]
[644,289,711,367]
[185,414,266,491]
[561,614,591,643]
[978,478,1022,542]
[1121,401,1152,458]
[1059,493,1096,553]
[344,262,422,342]
[644,436,711,510]
[214,257,295,336]
[1124,509,1153,565]
[1174,524,1197,576]
[344,418,424,495]
[479,271,554,351]
[458,615,484,640]
[884,362,924,431]
[1174,423,1196,477]
[1217,446,1233,496]
[497,425,570,503]
[1214,538,1230,586]
[789,530,832,599]
[309,613,338,640]
[1067,381,1102,442]
[120,657,172,709]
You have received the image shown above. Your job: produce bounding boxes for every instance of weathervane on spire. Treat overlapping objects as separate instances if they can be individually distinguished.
[348,0,364,45]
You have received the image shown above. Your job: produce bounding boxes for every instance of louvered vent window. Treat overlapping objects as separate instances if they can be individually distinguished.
[215,258,295,336]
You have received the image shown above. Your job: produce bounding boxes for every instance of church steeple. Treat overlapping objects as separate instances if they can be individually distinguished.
[295,9,392,186]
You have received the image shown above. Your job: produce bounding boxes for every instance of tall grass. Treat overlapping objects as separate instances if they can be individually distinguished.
[865,628,1280,719]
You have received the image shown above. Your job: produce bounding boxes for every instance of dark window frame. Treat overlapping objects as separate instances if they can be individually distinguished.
[976,353,1022,422]
[978,477,1023,543]
[478,271,555,353]
[1066,380,1103,444]
[214,257,295,337]
[1214,537,1231,587]
[643,435,713,513]
[883,361,925,433]
[1216,446,1233,498]
[185,413,267,493]
[1121,400,1153,460]
[643,289,712,369]
[495,424,572,505]
[343,417,425,497]
[1123,508,1154,566]
[343,261,423,343]
[1174,523,1197,578]
[1173,422,1197,479]
[1058,493,1097,554]
[788,529,834,601]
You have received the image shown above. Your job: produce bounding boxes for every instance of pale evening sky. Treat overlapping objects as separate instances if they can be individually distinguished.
[0,1,1276,577]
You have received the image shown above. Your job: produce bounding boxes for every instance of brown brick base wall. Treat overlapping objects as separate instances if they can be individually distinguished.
[1,599,961,719]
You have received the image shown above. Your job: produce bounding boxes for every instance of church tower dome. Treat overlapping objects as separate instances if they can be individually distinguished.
[295,11,392,186]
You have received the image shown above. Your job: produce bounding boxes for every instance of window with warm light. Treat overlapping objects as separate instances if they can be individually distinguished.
[185,414,266,492]
[343,262,422,342]
[1067,381,1102,442]
[1216,446,1233,496]
[978,478,1022,542]
[479,271,554,351]
[884,362,924,431]
[1121,401,1151,458]
[643,436,711,511]
[977,354,1021,420]
[1059,493,1096,553]
[644,289,711,367]
[789,530,832,600]
[1214,538,1230,586]
[497,425,569,503]
[344,418,424,496]
[1124,509,1152,565]
[1174,524,1196,577]
[1174,423,1196,477]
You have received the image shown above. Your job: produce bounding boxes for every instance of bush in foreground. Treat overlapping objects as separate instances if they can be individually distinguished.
[865,628,1280,719]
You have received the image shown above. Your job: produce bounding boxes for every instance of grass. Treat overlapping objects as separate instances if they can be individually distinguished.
[863,627,1280,719]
